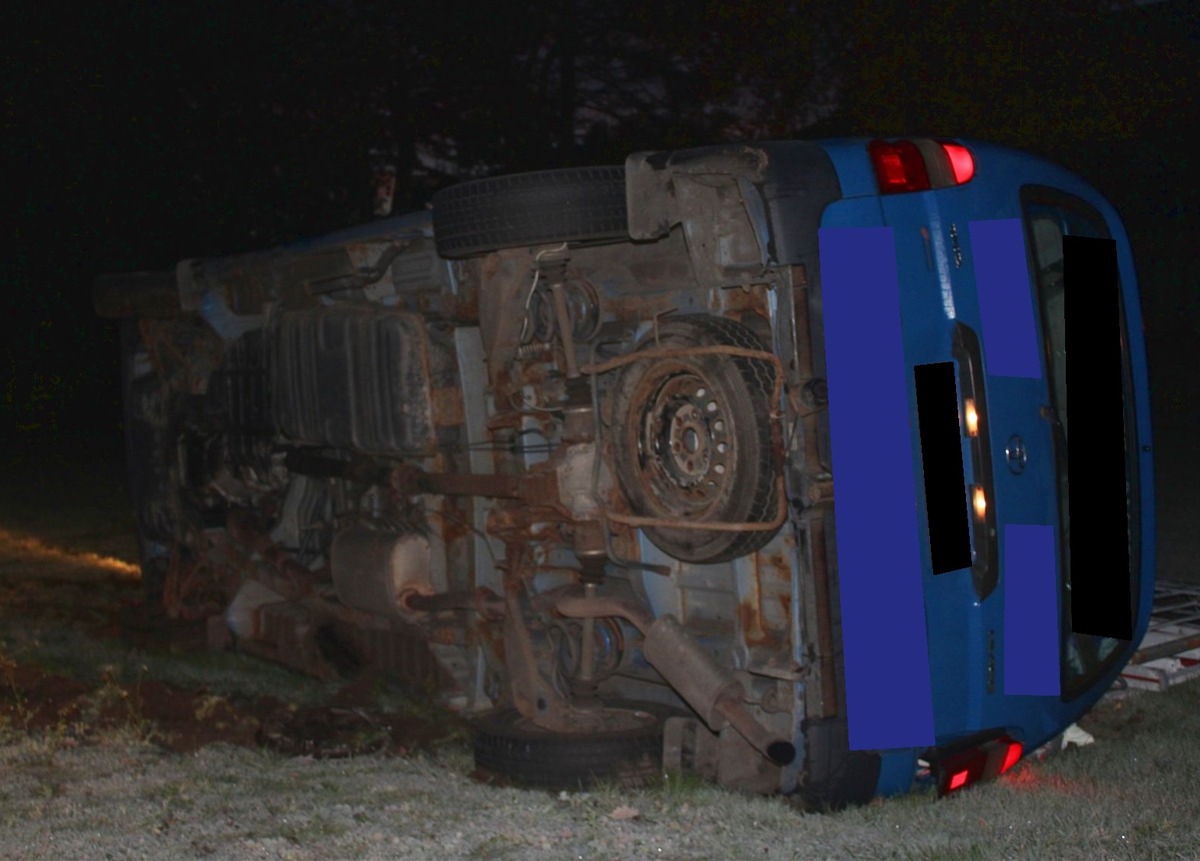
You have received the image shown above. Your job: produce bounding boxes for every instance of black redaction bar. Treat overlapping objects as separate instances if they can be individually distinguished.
[914,362,971,574]
[1066,235,1133,641]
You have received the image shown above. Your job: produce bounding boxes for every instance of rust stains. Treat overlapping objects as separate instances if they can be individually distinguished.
[431,386,466,427]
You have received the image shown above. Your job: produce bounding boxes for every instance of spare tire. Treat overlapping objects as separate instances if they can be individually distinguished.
[431,166,628,258]
[610,316,780,563]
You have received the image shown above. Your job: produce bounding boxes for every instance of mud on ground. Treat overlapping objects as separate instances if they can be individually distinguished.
[0,433,468,763]
[1,650,464,760]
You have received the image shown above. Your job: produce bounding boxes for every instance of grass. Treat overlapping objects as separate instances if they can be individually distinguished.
[4,429,1200,858]
[456,668,1200,859]
[0,615,342,705]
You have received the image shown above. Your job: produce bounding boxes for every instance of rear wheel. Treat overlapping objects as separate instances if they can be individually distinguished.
[431,166,628,258]
[473,702,675,790]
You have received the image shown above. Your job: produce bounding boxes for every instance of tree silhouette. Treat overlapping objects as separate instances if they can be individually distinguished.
[5,0,1196,435]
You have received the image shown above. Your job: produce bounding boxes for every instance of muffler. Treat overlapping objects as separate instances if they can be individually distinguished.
[556,596,795,766]
[331,527,443,619]
[642,615,796,767]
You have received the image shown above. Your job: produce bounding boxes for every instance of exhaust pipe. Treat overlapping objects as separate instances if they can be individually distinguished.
[556,597,795,766]
[642,615,796,767]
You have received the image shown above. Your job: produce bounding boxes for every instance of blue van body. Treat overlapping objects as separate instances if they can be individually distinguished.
[814,139,1154,796]
[96,135,1153,802]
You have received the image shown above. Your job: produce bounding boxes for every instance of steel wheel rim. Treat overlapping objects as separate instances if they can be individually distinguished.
[636,367,735,517]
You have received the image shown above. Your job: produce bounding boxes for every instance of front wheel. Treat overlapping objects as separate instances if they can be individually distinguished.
[473,702,676,790]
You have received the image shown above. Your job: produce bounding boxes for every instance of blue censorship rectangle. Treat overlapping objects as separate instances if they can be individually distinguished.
[1003,524,1060,696]
[818,226,935,750]
[969,219,1041,379]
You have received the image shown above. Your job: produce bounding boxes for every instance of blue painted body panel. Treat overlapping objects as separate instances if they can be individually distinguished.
[812,139,1155,797]
[819,225,936,751]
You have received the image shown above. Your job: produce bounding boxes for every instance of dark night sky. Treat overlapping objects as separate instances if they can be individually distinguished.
[4,0,1198,444]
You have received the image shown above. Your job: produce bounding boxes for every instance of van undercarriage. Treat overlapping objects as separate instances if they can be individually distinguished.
[98,143,883,801]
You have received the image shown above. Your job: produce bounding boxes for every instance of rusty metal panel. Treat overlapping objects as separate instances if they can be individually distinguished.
[338,622,445,689]
[273,307,436,455]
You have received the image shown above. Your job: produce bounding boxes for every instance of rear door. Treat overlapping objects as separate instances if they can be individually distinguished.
[816,139,1153,795]
[1021,187,1148,701]
[891,157,1152,747]
[876,175,1066,743]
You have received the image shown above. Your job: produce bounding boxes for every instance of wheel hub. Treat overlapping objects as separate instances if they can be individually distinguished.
[642,372,732,510]
[610,316,781,563]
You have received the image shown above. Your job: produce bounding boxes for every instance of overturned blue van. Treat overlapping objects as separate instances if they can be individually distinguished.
[95,136,1154,803]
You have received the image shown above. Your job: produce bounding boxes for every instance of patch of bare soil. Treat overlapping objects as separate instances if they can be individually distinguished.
[0,536,461,767]
[0,434,469,766]
[0,659,463,758]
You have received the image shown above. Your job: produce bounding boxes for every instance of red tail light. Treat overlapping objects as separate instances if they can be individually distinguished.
[938,141,976,184]
[999,740,1023,774]
[868,138,975,195]
[933,735,1023,796]
[869,139,931,193]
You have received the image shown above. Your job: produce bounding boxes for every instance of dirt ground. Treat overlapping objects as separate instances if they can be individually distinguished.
[1,650,462,760]
[0,434,468,765]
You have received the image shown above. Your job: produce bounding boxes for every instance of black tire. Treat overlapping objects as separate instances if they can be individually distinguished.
[473,703,675,790]
[431,166,628,259]
[798,715,882,810]
[610,316,780,563]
